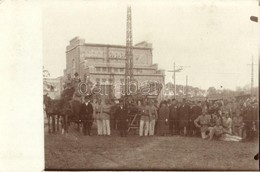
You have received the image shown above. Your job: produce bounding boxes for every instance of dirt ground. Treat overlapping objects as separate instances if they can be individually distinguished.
[45,125,259,171]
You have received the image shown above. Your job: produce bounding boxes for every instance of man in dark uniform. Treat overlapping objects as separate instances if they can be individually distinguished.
[80,96,94,136]
[178,98,191,136]
[242,101,254,141]
[116,100,128,137]
[252,100,259,140]
[190,101,202,137]
[169,99,179,135]
[110,100,118,130]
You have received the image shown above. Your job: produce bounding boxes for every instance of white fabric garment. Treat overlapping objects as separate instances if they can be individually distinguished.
[102,119,111,136]
[139,120,149,136]
[97,119,103,135]
[149,119,156,136]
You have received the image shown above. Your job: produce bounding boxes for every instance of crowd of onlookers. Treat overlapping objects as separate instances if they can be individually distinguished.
[45,73,258,141]
[78,95,258,142]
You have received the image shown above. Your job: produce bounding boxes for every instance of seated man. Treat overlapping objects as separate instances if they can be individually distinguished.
[194,108,214,140]
[208,120,242,142]
[222,112,233,134]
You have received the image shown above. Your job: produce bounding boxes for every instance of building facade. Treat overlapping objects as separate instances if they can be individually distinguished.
[64,37,165,99]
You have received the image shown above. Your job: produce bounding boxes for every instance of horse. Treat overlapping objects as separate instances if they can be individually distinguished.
[44,95,62,134]
[44,84,94,135]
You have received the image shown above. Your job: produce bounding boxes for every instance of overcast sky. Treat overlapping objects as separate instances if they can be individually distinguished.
[43,0,259,90]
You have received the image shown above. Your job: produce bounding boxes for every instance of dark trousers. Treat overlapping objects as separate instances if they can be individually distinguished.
[83,121,92,136]
[169,119,179,135]
[120,130,127,137]
[187,120,196,136]
[245,122,254,141]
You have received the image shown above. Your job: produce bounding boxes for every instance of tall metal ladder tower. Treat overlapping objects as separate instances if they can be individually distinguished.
[125,6,134,97]
[125,6,139,135]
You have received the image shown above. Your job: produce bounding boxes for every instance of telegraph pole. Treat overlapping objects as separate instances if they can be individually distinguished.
[186,75,188,98]
[168,63,182,98]
[250,13,258,97]
[251,57,254,96]
[247,57,257,96]
[173,63,176,98]
[167,62,190,99]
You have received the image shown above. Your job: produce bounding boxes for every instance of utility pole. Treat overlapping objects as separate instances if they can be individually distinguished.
[247,56,257,96]
[167,62,190,99]
[186,75,188,98]
[250,7,259,160]
[251,57,254,96]
[250,13,259,98]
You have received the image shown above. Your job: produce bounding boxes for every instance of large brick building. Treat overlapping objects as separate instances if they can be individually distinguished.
[64,37,165,98]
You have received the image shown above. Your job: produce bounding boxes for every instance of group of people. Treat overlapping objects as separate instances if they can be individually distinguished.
[77,95,258,142]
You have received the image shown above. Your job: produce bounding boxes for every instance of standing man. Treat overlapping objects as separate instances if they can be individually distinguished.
[157,100,169,136]
[109,100,118,130]
[116,100,128,137]
[190,101,202,136]
[95,99,103,136]
[149,100,158,136]
[169,99,179,136]
[80,97,94,136]
[100,99,111,136]
[179,98,191,136]
[139,101,149,137]
[242,100,255,141]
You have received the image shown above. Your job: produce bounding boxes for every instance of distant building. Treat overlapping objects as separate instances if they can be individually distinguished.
[64,37,165,99]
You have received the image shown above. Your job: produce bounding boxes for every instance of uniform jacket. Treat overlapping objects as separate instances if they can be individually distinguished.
[158,104,169,120]
[116,106,128,130]
[169,104,178,120]
[80,102,94,121]
[179,103,191,120]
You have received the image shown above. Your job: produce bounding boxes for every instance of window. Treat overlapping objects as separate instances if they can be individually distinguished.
[137,69,143,74]
[96,67,101,72]
[120,68,124,72]
[102,67,106,72]
[102,78,106,83]
[114,68,118,73]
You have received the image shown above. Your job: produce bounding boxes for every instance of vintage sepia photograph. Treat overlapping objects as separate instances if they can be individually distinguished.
[42,0,259,170]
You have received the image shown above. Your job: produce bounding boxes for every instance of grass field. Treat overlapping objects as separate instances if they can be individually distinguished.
[45,126,259,170]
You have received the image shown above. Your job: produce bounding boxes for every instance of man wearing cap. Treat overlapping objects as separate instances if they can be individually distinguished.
[80,96,93,136]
